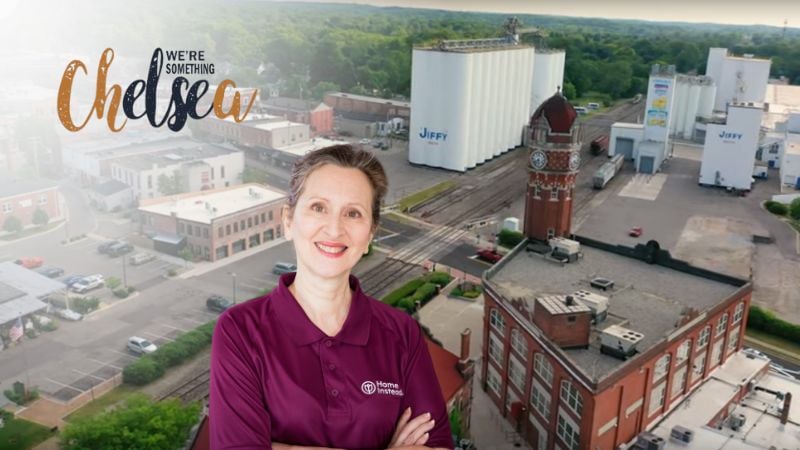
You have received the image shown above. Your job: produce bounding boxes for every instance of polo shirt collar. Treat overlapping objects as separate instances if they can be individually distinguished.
[274,272,372,347]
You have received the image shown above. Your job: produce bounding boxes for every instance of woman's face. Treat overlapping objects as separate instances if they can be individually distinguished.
[283,164,375,281]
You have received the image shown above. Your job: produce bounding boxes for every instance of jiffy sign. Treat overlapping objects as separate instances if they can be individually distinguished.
[718,130,743,143]
[419,127,447,142]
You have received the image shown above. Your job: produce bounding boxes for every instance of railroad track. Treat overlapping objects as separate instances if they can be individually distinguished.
[157,369,210,404]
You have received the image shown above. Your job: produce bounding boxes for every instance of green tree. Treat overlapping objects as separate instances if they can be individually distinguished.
[311,81,341,100]
[157,171,183,196]
[3,215,22,233]
[60,395,200,450]
[178,246,194,261]
[791,198,800,220]
[32,208,49,226]
[241,167,268,184]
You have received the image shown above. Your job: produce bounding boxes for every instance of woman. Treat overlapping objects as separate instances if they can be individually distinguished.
[210,145,453,450]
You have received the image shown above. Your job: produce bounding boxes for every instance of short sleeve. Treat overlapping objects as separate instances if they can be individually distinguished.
[400,322,455,449]
[209,311,272,449]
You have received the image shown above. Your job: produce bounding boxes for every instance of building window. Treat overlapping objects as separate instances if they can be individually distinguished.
[732,302,744,324]
[276,225,282,238]
[533,185,541,198]
[234,222,239,233]
[226,224,231,235]
[247,217,253,228]
[550,188,559,201]
[557,411,580,450]
[2,203,11,213]
[711,338,724,366]
[676,339,692,364]
[648,382,666,416]
[508,355,525,392]
[560,380,583,416]
[268,211,273,221]
[505,387,519,415]
[221,165,226,178]
[490,309,506,335]
[195,226,201,237]
[487,365,502,397]
[254,215,260,225]
[240,219,246,230]
[510,328,528,357]
[697,326,710,349]
[716,313,728,337]
[692,351,706,382]
[147,175,153,189]
[530,379,551,420]
[38,194,47,205]
[187,225,193,236]
[488,333,504,367]
[534,353,554,388]
[728,325,740,351]
[211,167,215,179]
[218,227,223,238]
[653,354,671,382]
[179,223,185,234]
[203,228,209,238]
[671,366,688,399]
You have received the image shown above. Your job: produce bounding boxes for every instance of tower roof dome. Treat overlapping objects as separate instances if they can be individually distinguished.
[530,91,578,134]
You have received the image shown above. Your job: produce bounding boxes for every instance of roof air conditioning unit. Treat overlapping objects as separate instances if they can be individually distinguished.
[549,237,581,262]
[670,425,694,443]
[600,324,644,360]
[590,277,614,291]
[636,431,666,450]
[573,290,609,323]
[728,413,746,431]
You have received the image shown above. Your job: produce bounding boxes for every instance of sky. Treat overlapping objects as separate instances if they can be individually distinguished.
[282,0,800,28]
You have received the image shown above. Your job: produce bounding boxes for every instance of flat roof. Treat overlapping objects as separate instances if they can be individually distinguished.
[0,172,57,199]
[250,120,306,131]
[112,142,240,171]
[539,295,591,315]
[612,122,644,130]
[0,262,65,325]
[326,92,410,109]
[487,241,742,382]
[138,184,286,224]
[650,352,799,450]
[274,137,350,157]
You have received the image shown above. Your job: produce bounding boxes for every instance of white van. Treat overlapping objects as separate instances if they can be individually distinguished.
[129,252,156,266]
[587,102,600,110]
[574,106,588,115]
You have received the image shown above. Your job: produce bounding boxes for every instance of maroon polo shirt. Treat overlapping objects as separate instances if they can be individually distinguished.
[209,273,453,450]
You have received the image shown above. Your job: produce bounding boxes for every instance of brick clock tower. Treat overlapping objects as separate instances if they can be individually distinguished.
[524,92,582,242]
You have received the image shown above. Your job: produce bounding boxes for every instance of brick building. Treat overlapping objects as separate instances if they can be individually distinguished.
[324,92,410,122]
[480,93,753,450]
[261,97,334,135]
[138,184,286,262]
[0,172,62,232]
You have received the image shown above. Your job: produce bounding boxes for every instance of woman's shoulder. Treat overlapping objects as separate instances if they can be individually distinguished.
[216,291,275,331]
[364,295,421,340]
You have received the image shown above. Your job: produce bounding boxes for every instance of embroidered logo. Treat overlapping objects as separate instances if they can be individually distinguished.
[361,380,404,397]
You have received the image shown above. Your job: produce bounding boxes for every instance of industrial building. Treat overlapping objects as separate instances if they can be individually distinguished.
[138,184,286,262]
[259,97,333,136]
[780,132,800,189]
[481,94,763,450]
[668,75,716,140]
[530,49,565,115]
[409,40,534,172]
[699,102,764,191]
[705,48,771,112]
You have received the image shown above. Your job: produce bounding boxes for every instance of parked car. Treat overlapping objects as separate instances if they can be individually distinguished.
[379,142,390,150]
[62,275,86,288]
[206,295,233,313]
[272,262,297,275]
[587,102,600,110]
[371,140,382,148]
[359,138,370,145]
[36,266,65,278]
[107,242,134,257]
[97,240,123,254]
[53,308,83,321]
[476,248,503,264]
[14,257,44,269]
[71,274,105,293]
[129,252,156,265]
[629,226,643,238]
[127,336,157,355]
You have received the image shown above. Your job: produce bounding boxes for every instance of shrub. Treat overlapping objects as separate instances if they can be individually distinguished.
[397,297,416,312]
[497,229,524,248]
[765,201,788,216]
[39,319,58,332]
[463,290,482,299]
[32,208,49,226]
[424,271,452,287]
[450,287,464,297]
[123,357,165,386]
[167,268,177,277]
[106,276,122,290]
[71,297,100,314]
[382,279,425,306]
[409,282,438,306]
[127,285,136,294]
[4,381,38,405]
[3,215,22,233]
[747,305,800,343]
[113,288,129,298]
[791,198,800,220]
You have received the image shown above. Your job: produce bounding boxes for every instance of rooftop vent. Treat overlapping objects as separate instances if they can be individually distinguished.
[636,431,666,450]
[590,277,614,291]
[600,324,644,360]
[549,237,580,262]
[670,426,694,443]
[572,290,609,322]
[565,295,575,306]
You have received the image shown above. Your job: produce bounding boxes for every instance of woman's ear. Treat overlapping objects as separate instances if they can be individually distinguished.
[281,204,293,241]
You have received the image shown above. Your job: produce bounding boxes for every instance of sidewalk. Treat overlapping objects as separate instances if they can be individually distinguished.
[744,334,800,366]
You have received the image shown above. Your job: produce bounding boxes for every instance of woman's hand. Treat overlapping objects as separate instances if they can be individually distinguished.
[387,407,437,448]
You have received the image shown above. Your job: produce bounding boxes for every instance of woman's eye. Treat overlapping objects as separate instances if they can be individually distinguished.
[311,204,325,213]
[347,210,362,218]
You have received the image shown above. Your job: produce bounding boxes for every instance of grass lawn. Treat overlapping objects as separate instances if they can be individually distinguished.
[0,415,52,450]
[63,385,140,423]
[398,180,456,212]
[745,328,800,363]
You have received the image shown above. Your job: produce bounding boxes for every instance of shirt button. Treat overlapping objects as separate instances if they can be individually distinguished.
[324,340,333,348]
[330,389,339,397]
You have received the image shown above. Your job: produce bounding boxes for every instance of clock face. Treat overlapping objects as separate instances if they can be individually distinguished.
[530,150,548,170]
[569,152,581,171]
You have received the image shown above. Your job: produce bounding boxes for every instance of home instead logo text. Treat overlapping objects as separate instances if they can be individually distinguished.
[57,48,257,133]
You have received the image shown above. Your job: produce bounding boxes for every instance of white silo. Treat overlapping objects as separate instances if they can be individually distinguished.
[697,78,716,119]
[409,41,535,172]
[683,81,702,139]
[530,49,565,115]
[671,77,689,136]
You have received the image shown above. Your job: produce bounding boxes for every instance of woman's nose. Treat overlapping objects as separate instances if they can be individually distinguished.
[324,213,344,237]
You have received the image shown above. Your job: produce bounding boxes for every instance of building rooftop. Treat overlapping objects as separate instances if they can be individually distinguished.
[425,337,467,403]
[416,40,533,54]
[112,142,240,172]
[90,179,131,196]
[612,122,645,130]
[274,137,350,157]
[138,183,286,224]
[0,171,57,199]
[249,120,307,132]
[486,239,745,383]
[326,92,411,109]
[0,262,64,325]
[650,351,799,450]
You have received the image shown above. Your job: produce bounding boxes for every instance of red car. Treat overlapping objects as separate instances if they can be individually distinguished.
[477,248,503,264]
[15,257,44,269]
[628,226,643,238]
